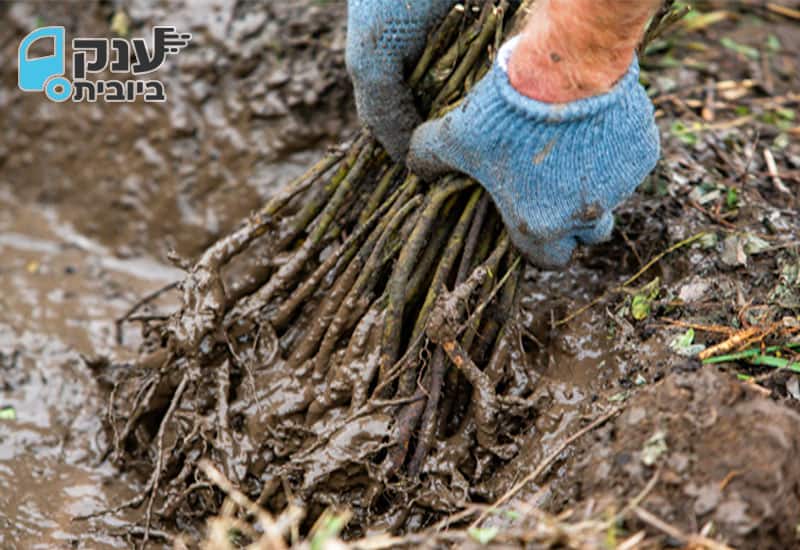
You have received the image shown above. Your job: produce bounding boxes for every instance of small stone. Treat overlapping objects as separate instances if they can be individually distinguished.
[721,235,747,267]
[627,406,647,425]
[694,483,722,515]
[678,278,712,303]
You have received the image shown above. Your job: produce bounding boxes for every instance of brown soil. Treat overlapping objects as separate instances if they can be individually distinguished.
[0,1,799,548]
[1,0,352,261]
[567,368,800,549]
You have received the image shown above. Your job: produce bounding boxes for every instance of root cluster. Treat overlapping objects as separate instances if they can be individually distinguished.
[100,0,679,538]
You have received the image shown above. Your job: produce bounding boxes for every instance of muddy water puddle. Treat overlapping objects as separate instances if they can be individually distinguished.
[0,194,181,548]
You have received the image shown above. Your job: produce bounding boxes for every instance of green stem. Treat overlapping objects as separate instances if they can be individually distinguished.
[408,5,465,89]
[237,143,375,314]
[379,177,475,392]
[431,2,503,112]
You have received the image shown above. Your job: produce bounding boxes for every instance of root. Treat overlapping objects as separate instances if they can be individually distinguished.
[379,177,475,390]
[143,372,190,546]
[168,149,348,355]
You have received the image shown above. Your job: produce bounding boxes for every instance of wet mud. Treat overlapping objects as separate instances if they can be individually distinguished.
[0,193,176,548]
[565,368,800,549]
[1,0,799,548]
[1,0,353,261]
[2,0,352,546]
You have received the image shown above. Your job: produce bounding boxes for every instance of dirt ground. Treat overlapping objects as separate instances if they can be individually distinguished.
[1,1,799,548]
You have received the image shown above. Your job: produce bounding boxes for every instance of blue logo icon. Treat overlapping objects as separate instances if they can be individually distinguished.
[18,26,72,102]
[17,25,191,103]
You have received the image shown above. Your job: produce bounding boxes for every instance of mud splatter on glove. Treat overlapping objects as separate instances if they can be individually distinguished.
[408,37,661,269]
[345,0,458,161]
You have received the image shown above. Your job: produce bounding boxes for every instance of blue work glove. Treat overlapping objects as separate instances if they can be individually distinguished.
[346,0,458,161]
[408,37,661,268]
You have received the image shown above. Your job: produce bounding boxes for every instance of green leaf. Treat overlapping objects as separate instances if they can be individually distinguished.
[311,514,349,550]
[762,109,794,131]
[726,187,739,210]
[110,9,131,37]
[776,108,796,121]
[699,232,718,249]
[670,121,699,146]
[670,328,705,356]
[0,407,15,420]
[743,354,800,373]
[468,527,499,545]
[675,328,694,348]
[641,431,668,466]
[631,295,651,321]
[767,34,781,52]
[703,343,800,373]
[631,278,660,321]
[720,37,760,60]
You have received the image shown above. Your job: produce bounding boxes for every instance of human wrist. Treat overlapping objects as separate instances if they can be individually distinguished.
[508,0,644,103]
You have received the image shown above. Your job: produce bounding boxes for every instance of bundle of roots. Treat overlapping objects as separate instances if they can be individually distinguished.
[102,0,681,537]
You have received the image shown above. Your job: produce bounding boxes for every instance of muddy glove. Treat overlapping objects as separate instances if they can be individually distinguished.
[408,37,661,268]
[346,0,458,160]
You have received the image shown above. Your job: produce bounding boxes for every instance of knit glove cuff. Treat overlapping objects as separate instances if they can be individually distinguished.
[499,37,647,119]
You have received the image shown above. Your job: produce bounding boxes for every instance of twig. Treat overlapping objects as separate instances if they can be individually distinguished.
[615,468,662,521]
[557,232,708,327]
[767,2,800,20]
[659,318,736,335]
[102,525,176,544]
[143,373,189,547]
[698,323,778,361]
[115,281,179,344]
[690,201,738,230]
[652,79,759,106]
[764,148,791,194]
[619,228,644,266]
[198,459,289,548]
[471,407,622,527]
[72,494,147,522]
[633,505,734,550]
[458,254,520,339]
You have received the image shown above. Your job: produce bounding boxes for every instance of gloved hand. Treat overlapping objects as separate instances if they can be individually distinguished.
[345,0,458,161]
[408,37,661,268]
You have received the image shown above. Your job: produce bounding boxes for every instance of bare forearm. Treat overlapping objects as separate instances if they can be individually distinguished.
[509,0,663,102]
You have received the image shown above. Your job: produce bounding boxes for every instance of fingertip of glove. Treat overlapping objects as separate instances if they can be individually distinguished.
[511,232,578,270]
[576,213,615,246]
[406,121,452,181]
[365,124,411,164]
[405,149,449,182]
